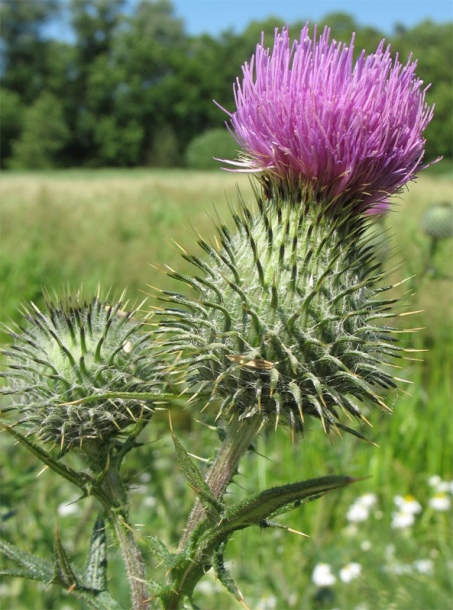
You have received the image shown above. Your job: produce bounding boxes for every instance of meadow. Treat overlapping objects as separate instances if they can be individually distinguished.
[0,167,452,610]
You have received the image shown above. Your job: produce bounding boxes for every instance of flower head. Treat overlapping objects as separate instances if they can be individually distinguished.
[1,296,161,453]
[429,492,451,512]
[222,26,434,210]
[312,563,336,587]
[160,200,401,438]
[339,562,362,583]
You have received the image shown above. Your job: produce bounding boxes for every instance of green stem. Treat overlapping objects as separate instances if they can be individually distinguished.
[162,416,262,610]
[100,466,149,610]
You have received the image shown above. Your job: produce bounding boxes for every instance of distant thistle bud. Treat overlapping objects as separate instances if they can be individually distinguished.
[158,196,400,439]
[421,202,453,240]
[1,296,160,452]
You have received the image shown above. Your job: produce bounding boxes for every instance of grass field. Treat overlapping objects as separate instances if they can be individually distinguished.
[0,167,452,609]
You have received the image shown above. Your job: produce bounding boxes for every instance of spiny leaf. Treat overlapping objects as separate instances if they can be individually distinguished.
[218,475,356,534]
[53,525,78,589]
[85,513,108,592]
[0,537,123,609]
[0,422,97,498]
[213,542,247,607]
[0,537,54,583]
[145,536,173,564]
[170,430,223,519]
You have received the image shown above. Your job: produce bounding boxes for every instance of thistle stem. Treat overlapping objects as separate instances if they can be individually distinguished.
[161,416,261,610]
[100,466,149,610]
[179,415,261,549]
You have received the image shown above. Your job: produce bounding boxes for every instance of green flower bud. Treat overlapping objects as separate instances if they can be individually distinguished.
[1,296,160,452]
[421,202,453,240]
[158,196,401,439]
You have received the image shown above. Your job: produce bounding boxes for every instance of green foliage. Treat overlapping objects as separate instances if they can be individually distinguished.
[8,92,70,169]
[391,21,453,161]
[0,0,60,102]
[184,128,238,170]
[0,89,24,167]
[0,165,451,606]
[0,3,451,169]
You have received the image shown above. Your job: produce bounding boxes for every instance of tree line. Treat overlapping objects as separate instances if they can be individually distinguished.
[1,0,451,169]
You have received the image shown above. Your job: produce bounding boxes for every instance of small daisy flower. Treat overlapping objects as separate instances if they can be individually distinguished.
[346,493,378,522]
[391,510,415,529]
[312,563,336,586]
[346,502,370,523]
[339,562,362,583]
[358,493,378,508]
[429,492,451,512]
[413,559,434,575]
[428,475,442,488]
[394,495,422,514]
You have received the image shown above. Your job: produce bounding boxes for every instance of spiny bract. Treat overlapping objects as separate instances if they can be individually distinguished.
[1,296,160,451]
[158,194,402,439]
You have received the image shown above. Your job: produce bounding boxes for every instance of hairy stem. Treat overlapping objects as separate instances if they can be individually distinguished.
[161,416,261,609]
[100,466,149,610]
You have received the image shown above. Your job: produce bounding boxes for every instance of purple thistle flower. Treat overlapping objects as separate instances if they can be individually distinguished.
[220,26,435,210]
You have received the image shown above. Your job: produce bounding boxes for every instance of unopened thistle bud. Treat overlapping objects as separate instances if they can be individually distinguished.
[1,296,160,452]
[159,197,399,438]
[421,202,453,240]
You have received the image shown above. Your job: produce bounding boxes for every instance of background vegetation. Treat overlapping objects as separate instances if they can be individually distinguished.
[0,166,452,609]
[1,0,452,170]
[0,1,452,608]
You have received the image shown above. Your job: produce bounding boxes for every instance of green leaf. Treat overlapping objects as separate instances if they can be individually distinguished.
[219,475,355,533]
[0,422,112,507]
[0,537,124,610]
[146,535,172,563]
[85,513,108,592]
[171,431,223,519]
[213,542,244,604]
[53,525,78,589]
[0,422,90,493]
[0,537,54,583]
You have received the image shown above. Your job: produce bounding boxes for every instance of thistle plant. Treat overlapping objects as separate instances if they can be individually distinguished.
[0,25,435,610]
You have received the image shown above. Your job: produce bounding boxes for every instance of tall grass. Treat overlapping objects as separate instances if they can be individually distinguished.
[0,167,452,609]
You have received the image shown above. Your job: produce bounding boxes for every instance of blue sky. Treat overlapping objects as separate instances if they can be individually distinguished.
[170,0,452,36]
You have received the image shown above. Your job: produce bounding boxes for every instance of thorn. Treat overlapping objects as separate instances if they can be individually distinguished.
[168,411,174,435]
[238,598,252,610]
[286,527,310,538]
[37,465,49,477]
[394,377,414,384]
[403,348,429,353]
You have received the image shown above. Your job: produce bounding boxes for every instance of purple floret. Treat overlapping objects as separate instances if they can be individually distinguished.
[221,26,435,210]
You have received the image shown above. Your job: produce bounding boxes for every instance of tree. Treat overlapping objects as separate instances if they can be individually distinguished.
[0,89,24,167]
[0,0,60,102]
[9,91,70,169]
[391,21,453,160]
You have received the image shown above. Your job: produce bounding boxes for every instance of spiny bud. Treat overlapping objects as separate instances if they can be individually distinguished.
[421,202,453,240]
[158,195,401,439]
[1,296,160,452]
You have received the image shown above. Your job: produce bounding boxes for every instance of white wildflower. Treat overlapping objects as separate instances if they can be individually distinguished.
[429,492,451,512]
[312,563,336,586]
[339,562,362,583]
[391,510,415,529]
[394,495,422,515]
[413,559,434,575]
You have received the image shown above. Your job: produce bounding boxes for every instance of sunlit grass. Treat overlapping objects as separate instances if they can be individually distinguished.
[0,167,451,609]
